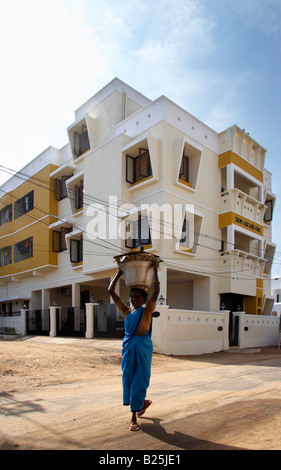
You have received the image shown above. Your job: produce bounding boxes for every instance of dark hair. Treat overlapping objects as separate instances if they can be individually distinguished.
[129,287,148,302]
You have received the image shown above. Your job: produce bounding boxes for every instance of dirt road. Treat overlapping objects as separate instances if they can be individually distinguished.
[1,335,281,451]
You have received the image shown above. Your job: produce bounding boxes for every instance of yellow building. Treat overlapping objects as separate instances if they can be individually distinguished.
[0,79,276,341]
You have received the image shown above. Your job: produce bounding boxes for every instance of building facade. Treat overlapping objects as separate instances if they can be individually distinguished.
[0,78,276,331]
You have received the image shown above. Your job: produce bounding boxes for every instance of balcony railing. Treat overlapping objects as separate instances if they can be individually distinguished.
[220,189,265,225]
[219,126,266,173]
[220,249,265,277]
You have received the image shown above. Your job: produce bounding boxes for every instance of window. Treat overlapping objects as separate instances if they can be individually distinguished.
[125,214,151,249]
[70,237,83,263]
[126,148,152,185]
[0,205,12,226]
[14,237,33,263]
[65,173,84,215]
[178,212,202,255]
[55,176,72,201]
[177,141,202,190]
[75,181,83,210]
[180,218,190,248]
[14,191,34,219]
[0,246,12,267]
[264,200,273,222]
[220,228,227,253]
[179,152,189,184]
[74,125,90,158]
[53,227,73,252]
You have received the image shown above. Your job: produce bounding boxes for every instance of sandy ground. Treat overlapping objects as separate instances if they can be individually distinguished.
[1,335,281,451]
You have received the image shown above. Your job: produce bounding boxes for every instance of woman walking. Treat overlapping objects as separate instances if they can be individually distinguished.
[108,260,160,431]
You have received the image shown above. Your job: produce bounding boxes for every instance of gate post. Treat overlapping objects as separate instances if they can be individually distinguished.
[85,303,98,338]
[20,309,28,336]
[223,310,230,351]
[49,306,60,337]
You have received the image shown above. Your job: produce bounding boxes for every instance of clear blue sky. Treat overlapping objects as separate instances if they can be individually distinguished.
[0,0,280,274]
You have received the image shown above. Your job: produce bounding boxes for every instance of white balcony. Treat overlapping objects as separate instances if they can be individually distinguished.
[220,189,265,225]
[220,249,265,278]
[219,125,266,173]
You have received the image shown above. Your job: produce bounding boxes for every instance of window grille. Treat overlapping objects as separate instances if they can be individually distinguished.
[74,125,90,158]
[14,237,33,263]
[52,227,73,252]
[70,237,83,263]
[179,152,189,183]
[264,200,273,222]
[180,218,190,248]
[0,205,12,226]
[55,176,72,201]
[0,246,12,267]
[14,191,34,219]
[126,148,152,184]
[75,181,83,210]
[125,214,151,248]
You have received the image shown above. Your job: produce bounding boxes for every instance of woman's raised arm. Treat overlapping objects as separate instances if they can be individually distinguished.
[108,269,130,318]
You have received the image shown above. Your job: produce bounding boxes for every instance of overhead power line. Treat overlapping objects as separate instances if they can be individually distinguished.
[0,164,276,281]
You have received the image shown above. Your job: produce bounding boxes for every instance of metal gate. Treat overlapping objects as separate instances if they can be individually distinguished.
[56,307,86,337]
[26,310,50,336]
[94,304,124,338]
[25,305,124,338]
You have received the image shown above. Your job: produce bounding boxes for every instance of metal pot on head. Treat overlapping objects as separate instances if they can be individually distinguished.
[114,247,162,291]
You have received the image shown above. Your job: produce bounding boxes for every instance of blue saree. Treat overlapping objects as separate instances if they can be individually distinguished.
[122,306,153,413]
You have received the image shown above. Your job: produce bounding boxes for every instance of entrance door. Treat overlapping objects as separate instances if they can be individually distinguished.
[80,290,89,308]
[220,293,244,346]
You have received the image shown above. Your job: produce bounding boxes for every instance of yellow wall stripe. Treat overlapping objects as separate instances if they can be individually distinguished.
[219,211,263,236]
[218,150,263,183]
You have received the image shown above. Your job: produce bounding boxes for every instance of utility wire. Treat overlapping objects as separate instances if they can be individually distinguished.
[0,165,276,280]
[0,164,275,258]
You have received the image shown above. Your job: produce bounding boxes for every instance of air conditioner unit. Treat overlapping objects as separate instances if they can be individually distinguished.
[57,287,71,296]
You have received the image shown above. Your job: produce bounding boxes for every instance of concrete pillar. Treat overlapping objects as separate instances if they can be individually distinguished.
[42,289,51,310]
[223,310,230,351]
[49,306,60,337]
[227,225,235,251]
[20,309,28,336]
[259,239,263,259]
[226,164,234,191]
[258,185,263,203]
[72,283,80,307]
[85,303,99,338]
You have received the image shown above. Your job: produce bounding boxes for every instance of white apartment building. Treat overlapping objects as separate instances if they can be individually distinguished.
[0,78,276,339]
